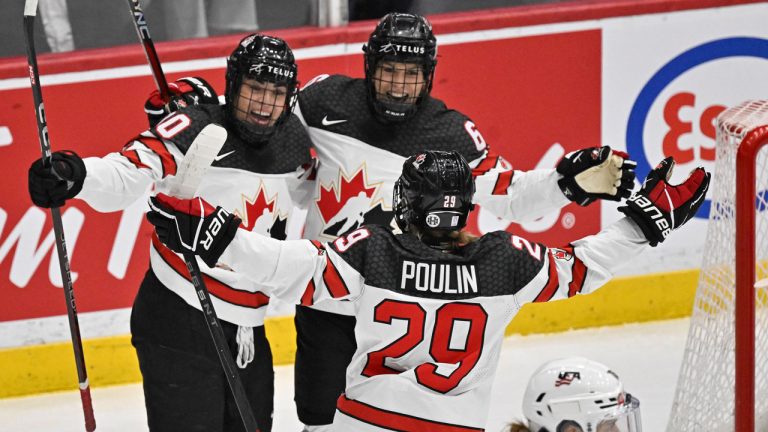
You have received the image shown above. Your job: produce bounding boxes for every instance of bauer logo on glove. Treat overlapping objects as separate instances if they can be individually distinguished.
[619,157,710,246]
[200,207,233,251]
[147,193,241,267]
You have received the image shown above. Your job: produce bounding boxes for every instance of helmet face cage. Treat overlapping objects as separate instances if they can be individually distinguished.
[394,151,475,233]
[225,34,299,144]
[363,13,437,122]
[523,358,643,432]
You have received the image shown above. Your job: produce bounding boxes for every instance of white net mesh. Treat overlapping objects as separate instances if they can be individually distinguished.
[667,100,768,432]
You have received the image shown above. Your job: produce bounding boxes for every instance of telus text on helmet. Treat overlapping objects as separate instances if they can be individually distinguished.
[379,43,426,55]
[250,63,295,79]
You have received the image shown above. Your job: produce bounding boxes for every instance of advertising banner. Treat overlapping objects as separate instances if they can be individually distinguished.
[0,1,766,347]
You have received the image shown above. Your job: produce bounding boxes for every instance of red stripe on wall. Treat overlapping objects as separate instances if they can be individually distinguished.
[151,234,269,309]
[1,0,758,79]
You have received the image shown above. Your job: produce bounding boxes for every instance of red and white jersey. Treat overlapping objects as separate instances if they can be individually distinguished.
[76,104,314,326]
[218,218,649,431]
[295,75,568,315]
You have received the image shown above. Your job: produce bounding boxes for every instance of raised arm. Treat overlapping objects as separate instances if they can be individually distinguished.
[471,146,637,223]
[146,193,367,305]
[514,157,709,304]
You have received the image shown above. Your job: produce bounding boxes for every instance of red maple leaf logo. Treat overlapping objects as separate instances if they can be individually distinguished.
[236,184,277,231]
[317,166,378,223]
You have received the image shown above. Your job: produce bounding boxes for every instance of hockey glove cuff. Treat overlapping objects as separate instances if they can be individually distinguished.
[144,77,219,128]
[557,146,637,206]
[618,157,710,246]
[147,193,241,267]
[28,150,86,208]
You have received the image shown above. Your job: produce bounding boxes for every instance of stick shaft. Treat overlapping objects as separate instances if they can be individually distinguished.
[184,254,259,431]
[23,4,96,431]
[126,0,171,101]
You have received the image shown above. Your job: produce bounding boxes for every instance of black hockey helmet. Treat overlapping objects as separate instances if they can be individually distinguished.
[363,13,437,122]
[225,34,298,144]
[394,151,475,234]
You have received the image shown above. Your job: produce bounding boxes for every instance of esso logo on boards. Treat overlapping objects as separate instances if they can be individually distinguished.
[626,37,768,218]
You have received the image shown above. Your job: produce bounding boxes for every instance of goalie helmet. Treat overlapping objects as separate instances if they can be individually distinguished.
[523,357,643,432]
[225,34,298,144]
[393,151,475,234]
[363,13,437,122]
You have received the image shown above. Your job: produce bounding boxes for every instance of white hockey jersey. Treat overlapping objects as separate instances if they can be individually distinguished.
[76,104,314,326]
[217,217,649,431]
[295,74,569,315]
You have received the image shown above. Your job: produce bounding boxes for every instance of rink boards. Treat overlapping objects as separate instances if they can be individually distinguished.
[0,0,765,397]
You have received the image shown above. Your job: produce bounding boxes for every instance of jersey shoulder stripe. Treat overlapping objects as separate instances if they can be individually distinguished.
[151,234,270,309]
[137,135,177,177]
[532,252,559,303]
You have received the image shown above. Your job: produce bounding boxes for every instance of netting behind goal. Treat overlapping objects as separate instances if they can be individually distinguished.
[666,100,768,431]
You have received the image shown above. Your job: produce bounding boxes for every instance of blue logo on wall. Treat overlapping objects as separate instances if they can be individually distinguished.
[626,37,768,218]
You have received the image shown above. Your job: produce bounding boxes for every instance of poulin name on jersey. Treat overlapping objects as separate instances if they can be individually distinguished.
[400,260,478,294]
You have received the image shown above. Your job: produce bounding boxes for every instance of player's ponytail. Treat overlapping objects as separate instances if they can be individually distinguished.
[449,230,479,246]
[507,421,532,432]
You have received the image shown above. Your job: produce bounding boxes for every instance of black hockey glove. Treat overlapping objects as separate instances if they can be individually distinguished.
[619,157,710,247]
[147,193,241,267]
[557,146,637,206]
[28,150,86,208]
[144,77,219,128]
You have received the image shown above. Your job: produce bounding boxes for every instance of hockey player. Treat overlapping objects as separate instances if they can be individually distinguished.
[146,150,707,432]
[509,357,642,432]
[293,12,637,429]
[27,34,314,432]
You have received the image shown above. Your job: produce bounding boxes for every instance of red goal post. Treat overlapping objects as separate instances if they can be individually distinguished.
[667,99,768,432]
[735,101,768,432]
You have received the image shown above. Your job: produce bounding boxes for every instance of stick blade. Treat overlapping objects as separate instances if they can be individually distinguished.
[167,124,227,199]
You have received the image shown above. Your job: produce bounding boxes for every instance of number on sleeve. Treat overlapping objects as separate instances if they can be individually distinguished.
[333,227,371,252]
[511,235,542,261]
[464,121,487,152]
[302,74,330,90]
[155,113,191,139]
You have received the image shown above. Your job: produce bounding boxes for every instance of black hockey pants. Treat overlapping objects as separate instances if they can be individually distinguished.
[131,269,274,432]
[294,305,357,426]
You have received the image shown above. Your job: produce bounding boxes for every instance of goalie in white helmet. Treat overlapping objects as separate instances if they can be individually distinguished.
[509,357,642,432]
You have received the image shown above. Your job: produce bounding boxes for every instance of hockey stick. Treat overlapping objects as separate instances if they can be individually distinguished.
[22,1,96,431]
[165,124,259,432]
[126,0,171,102]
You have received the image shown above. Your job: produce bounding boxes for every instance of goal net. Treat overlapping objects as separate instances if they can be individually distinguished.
[666,100,768,431]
